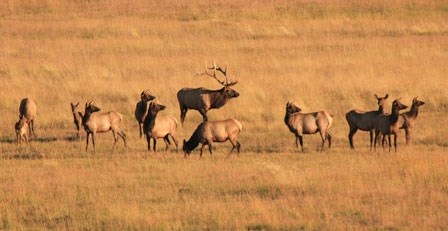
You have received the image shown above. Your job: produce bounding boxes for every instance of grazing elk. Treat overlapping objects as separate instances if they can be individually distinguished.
[70,102,84,137]
[135,90,156,138]
[14,115,29,144]
[345,94,389,150]
[177,62,239,125]
[183,119,243,157]
[399,97,425,145]
[373,98,408,152]
[82,101,127,151]
[143,101,179,152]
[19,98,37,137]
[284,102,333,152]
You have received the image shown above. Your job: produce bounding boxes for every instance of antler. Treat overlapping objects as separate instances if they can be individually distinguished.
[195,61,238,87]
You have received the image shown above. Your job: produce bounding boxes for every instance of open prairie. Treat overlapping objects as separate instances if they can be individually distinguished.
[0,0,447,229]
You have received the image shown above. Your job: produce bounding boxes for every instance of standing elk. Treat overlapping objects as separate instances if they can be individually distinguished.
[345,94,389,150]
[374,98,408,152]
[399,97,425,145]
[284,102,333,152]
[82,101,127,151]
[14,115,29,144]
[143,101,179,152]
[19,98,37,137]
[135,90,156,138]
[177,62,239,125]
[183,119,243,157]
[70,102,83,138]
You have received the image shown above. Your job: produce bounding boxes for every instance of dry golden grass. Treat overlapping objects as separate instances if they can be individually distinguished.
[0,0,447,229]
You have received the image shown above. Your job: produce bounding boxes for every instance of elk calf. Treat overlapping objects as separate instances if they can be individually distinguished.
[284,102,333,152]
[19,98,37,136]
[177,62,239,125]
[82,101,127,151]
[400,97,425,145]
[70,102,83,137]
[15,115,29,144]
[143,101,179,152]
[183,119,243,157]
[135,90,156,138]
[374,99,408,152]
[345,94,388,149]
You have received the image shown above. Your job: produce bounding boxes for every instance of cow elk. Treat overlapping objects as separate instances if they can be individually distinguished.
[183,119,243,157]
[70,102,83,137]
[399,97,425,145]
[345,94,388,149]
[135,90,156,138]
[143,101,179,152]
[284,102,333,152]
[19,98,37,137]
[373,98,408,152]
[15,115,29,145]
[82,101,127,151]
[177,61,239,125]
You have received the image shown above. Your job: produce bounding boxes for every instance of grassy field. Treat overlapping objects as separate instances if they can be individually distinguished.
[0,0,447,229]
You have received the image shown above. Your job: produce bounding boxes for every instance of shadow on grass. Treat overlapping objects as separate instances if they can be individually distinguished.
[0,135,81,144]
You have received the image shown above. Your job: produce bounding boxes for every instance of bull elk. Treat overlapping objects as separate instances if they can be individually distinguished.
[374,98,408,152]
[135,90,156,138]
[177,61,239,125]
[284,102,333,152]
[345,94,388,149]
[19,98,37,137]
[399,97,425,145]
[82,101,127,151]
[183,119,243,157]
[143,101,179,152]
[70,102,83,138]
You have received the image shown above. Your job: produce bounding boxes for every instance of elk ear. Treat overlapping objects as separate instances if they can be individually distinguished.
[71,102,74,107]
[75,102,79,107]
[384,94,389,99]
[183,139,186,145]
[19,114,23,119]
[374,94,379,99]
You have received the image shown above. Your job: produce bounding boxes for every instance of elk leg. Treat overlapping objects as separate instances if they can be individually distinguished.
[373,130,379,151]
[86,133,90,151]
[199,109,208,122]
[369,130,374,150]
[298,135,304,152]
[236,141,241,154]
[327,133,332,149]
[163,136,170,152]
[200,144,205,158]
[348,127,357,149]
[229,139,236,154]
[118,130,127,147]
[91,133,96,152]
[208,142,213,155]
[153,138,157,152]
[112,130,118,150]
[170,134,179,152]
[394,134,397,152]
[138,122,143,138]
[146,136,151,151]
[319,131,326,152]
[388,135,392,152]
[405,128,411,145]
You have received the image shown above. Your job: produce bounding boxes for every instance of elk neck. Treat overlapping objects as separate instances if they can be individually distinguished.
[388,104,401,124]
[209,88,229,109]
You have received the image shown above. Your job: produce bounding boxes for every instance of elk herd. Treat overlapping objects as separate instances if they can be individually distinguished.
[12,62,425,156]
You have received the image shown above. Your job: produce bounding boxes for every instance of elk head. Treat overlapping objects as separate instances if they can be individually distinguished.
[286,102,302,114]
[71,102,79,113]
[15,115,26,131]
[196,61,240,98]
[141,90,156,102]
[375,94,389,107]
[85,101,101,114]
[412,97,425,107]
[392,98,408,111]
[148,101,166,115]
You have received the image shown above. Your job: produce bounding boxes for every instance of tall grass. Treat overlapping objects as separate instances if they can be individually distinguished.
[0,0,447,229]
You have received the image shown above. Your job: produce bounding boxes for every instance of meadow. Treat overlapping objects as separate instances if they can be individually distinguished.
[0,0,447,229]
